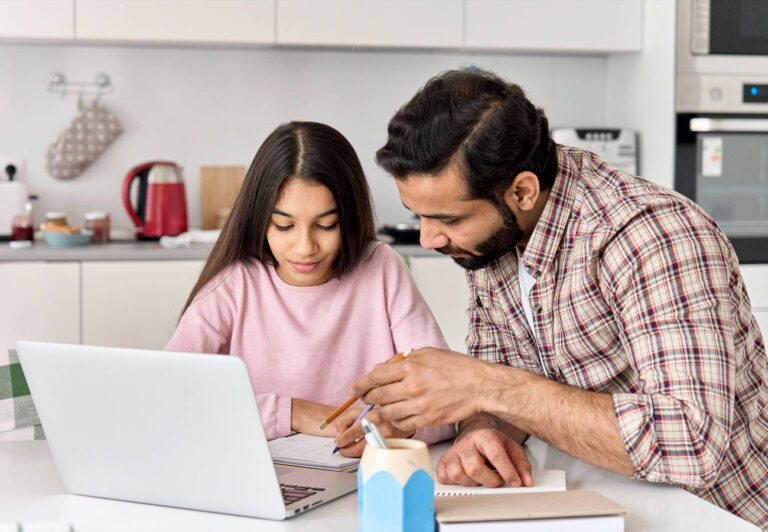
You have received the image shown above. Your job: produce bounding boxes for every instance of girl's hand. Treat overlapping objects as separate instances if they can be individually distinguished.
[332,407,415,457]
[290,398,338,437]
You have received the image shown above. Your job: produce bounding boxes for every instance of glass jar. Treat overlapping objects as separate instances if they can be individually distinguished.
[45,211,67,227]
[84,211,110,243]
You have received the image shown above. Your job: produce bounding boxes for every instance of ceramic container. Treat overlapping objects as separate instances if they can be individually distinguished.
[358,438,434,532]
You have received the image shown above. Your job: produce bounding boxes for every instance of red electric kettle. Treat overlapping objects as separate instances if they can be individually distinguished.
[122,161,188,239]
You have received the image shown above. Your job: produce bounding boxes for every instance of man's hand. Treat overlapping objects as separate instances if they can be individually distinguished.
[436,428,533,487]
[332,407,414,457]
[350,347,492,432]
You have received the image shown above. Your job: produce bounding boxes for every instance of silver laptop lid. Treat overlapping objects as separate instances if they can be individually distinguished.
[16,341,287,519]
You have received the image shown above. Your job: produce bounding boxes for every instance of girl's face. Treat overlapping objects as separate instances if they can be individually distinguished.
[266,176,342,287]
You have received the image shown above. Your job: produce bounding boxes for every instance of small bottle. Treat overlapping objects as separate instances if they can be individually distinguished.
[45,211,68,227]
[10,202,34,248]
[84,211,110,243]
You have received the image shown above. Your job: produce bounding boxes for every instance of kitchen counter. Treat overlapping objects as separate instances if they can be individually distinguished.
[0,241,438,262]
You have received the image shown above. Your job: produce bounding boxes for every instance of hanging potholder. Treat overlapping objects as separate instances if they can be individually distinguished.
[45,98,123,180]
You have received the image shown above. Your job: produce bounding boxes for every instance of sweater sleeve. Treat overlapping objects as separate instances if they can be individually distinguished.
[377,245,456,444]
[164,265,292,440]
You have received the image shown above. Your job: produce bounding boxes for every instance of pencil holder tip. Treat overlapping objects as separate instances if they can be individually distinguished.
[318,422,328,430]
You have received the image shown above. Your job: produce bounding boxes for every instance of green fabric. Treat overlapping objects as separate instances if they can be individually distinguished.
[1,348,43,439]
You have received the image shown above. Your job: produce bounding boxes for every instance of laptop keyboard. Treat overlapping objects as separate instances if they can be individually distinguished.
[280,483,325,506]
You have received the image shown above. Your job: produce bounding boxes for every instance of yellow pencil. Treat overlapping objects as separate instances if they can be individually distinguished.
[317,349,412,430]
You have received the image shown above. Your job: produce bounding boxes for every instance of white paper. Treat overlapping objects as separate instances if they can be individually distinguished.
[701,137,723,177]
[268,433,359,471]
[435,469,566,496]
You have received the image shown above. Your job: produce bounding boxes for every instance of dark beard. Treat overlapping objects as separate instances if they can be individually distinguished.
[436,202,524,270]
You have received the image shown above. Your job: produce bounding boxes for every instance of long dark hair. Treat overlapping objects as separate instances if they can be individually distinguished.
[182,121,376,314]
[376,68,558,203]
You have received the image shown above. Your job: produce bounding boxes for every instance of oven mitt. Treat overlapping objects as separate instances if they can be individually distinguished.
[45,98,123,180]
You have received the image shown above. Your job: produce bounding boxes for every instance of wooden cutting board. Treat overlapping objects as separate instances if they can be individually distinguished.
[200,165,247,230]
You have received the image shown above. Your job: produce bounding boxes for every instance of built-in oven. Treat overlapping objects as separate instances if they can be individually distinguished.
[676,0,768,263]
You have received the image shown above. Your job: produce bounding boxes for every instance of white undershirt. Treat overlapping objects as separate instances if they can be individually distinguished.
[517,247,547,374]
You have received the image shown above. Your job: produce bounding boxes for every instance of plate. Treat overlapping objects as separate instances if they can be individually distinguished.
[44,230,93,247]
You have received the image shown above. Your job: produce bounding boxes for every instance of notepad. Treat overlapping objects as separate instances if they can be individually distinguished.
[268,433,359,471]
[435,469,566,496]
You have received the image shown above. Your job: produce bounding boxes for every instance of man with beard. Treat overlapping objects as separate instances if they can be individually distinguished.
[336,69,768,526]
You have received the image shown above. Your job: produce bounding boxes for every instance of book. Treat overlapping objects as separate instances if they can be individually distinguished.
[435,469,565,496]
[435,490,627,531]
[267,433,359,471]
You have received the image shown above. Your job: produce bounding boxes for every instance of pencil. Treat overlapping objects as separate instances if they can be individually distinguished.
[317,349,412,430]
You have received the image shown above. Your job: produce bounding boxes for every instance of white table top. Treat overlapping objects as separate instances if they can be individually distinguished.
[0,439,758,532]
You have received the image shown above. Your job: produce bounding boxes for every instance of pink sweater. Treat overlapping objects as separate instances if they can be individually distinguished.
[166,242,455,443]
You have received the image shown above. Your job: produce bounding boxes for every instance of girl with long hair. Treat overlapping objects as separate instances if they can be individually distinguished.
[166,121,454,455]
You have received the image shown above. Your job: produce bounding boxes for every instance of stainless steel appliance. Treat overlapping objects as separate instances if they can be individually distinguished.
[676,0,768,263]
[551,128,638,175]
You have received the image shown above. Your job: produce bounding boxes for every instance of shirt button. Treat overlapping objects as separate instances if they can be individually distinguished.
[533,304,543,313]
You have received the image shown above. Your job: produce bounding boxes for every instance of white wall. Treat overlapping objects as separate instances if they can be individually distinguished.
[0,44,609,231]
[605,0,676,189]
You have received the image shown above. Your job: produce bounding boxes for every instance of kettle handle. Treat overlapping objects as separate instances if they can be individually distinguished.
[121,161,176,230]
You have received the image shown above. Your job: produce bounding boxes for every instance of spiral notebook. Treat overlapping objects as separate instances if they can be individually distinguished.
[267,433,359,472]
[435,469,565,496]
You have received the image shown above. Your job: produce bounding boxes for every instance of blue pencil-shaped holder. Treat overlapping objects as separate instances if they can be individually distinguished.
[358,438,434,532]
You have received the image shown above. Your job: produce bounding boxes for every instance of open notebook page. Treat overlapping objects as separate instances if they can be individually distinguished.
[268,433,359,471]
[435,469,566,496]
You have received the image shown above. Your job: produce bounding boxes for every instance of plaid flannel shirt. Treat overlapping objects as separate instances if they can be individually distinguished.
[0,349,43,440]
[466,146,767,527]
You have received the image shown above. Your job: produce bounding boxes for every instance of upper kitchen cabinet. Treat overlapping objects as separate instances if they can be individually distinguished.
[75,0,274,45]
[0,0,74,40]
[465,0,643,53]
[276,0,463,49]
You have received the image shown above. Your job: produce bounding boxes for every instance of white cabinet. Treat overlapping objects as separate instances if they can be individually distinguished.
[741,265,768,336]
[408,256,470,353]
[75,0,274,44]
[465,0,643,53]
[0,0,74,40]
[277,0,463,48]
[81,260,204,349]
[0,262,79,353]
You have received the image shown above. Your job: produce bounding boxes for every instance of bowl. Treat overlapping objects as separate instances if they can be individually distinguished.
[378,223,421,245]
[44,230,93,247]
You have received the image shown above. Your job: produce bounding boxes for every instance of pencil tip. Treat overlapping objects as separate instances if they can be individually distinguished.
[318,422,327,430]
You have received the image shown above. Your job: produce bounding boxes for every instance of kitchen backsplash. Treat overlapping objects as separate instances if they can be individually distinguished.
[0,43,608,230]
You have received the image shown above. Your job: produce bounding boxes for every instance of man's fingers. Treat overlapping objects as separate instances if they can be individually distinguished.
[477,436,521,487]
[438,454,477,486]
[350,363,406,398]
[457,445,505,488]
[505,439,533,486]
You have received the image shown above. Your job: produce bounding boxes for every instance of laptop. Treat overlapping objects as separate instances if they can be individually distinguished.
[15,340,358,520]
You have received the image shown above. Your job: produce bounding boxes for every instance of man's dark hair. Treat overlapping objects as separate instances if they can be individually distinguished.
[376,68,558,202]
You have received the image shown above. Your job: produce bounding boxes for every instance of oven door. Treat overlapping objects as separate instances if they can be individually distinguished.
[676,113,768,263]
[693,0,768,55]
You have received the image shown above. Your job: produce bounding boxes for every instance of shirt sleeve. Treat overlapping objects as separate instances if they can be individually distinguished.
[164,266,292,440]
[377,245,456,443]
[600,201,738,488]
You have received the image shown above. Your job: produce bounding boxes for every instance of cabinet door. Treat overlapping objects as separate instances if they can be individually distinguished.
[741,264,768,337]
[408,256,470,353]
[277,0,463,48]
[465,0,643,53]
[0,262,80,352]
[82,261,204,349]
[76,0,274,44]
[0,0,74,40]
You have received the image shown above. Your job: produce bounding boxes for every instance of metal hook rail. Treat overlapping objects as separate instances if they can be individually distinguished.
[48,72,113,98]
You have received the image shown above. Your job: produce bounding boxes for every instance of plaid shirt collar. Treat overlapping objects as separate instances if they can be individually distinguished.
[519,145,581,279]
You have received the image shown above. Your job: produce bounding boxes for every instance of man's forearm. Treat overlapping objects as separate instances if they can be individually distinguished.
[458,412,528,445]
[479,364,635,476]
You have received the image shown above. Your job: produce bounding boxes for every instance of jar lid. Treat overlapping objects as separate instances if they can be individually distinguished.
[46,211,66,219]
[85,211,108,220]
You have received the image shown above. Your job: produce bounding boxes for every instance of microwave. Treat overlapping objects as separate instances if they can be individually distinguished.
[677,0,768,113]
[676,0,768,263]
